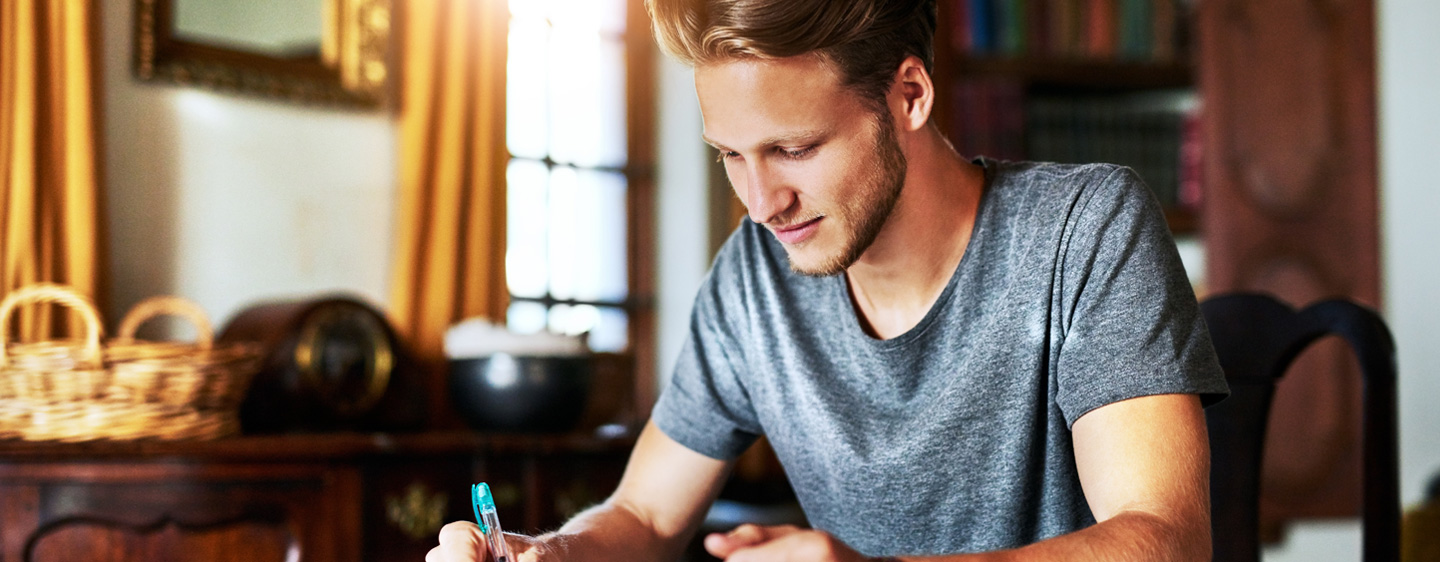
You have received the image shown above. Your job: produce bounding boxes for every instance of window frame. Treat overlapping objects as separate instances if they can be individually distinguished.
[503,0,657,417]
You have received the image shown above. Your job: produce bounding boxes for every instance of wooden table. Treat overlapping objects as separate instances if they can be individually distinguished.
[0,431,635,562]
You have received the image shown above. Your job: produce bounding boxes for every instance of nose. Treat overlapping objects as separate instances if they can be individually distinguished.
[736,161,795,225]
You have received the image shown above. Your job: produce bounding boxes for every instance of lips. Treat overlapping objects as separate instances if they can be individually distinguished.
[771,216,822,245]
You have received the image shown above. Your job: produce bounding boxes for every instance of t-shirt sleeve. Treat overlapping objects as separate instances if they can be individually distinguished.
[1054,166,1230,428]
[650,241,763,460]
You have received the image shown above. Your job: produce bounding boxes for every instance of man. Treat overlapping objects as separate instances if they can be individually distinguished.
[431,0,1228,560]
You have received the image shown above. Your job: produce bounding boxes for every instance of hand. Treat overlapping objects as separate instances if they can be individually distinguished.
[704,524,872,562]
[427,521,544,562]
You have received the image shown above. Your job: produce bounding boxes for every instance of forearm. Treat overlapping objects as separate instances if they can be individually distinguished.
[896,510,1209,562]
[533,497,699,562]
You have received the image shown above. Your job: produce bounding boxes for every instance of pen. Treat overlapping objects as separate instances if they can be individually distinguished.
[471,483,514,562]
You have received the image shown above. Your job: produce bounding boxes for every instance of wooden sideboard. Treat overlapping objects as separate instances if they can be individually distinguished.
[0,431,635,562]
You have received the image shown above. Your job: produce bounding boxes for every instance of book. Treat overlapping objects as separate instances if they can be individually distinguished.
[953,0,974,52]
[1027,0,1049,57]
[996,0,1026,55]
[1119,0,1154,60]
[1085,0,1118,58]
[1024,91,1193,207]
[1153,0,1178,61]
[1052,0,1085,57]
[969,0,996,54]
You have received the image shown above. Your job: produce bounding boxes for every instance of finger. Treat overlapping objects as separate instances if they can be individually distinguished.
[705,524,802,559]
[437,521,488,562]
[502,532,536,558]
[704,524,766,558]
[725,530,832,562]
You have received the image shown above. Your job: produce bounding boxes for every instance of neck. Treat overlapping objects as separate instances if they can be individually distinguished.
[845,126,985,340]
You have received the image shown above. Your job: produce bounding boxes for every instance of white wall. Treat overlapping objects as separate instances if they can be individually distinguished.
[653,54,711,388]
[1379,0,1440,512]
[1264,1,1440,560]
[101,0,398,334]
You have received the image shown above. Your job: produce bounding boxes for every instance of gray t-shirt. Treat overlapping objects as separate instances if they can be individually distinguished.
[651,159,1229,557]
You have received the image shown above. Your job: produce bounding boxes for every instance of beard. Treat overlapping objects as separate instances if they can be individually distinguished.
[786,113,908,277]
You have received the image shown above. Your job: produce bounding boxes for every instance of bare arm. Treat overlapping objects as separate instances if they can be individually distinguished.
[982,392,1213,561]
[429,420,733,562]
[708,394,1212,562]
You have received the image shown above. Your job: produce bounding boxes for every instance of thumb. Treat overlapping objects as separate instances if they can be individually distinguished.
[705,524,802,559]
[434,521,487,562]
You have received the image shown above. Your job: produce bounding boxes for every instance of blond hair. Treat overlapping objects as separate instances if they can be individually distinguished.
[646,0,938,111]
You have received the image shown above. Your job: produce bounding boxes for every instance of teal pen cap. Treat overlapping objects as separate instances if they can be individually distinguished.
[472,483,514,562]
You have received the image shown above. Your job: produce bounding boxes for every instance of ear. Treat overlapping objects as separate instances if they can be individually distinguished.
[889,56,935,133]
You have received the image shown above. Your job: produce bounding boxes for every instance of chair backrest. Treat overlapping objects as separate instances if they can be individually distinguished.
[1201,293,1399,562]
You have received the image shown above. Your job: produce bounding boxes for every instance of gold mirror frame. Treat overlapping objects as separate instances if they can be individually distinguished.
[133,0,394,108]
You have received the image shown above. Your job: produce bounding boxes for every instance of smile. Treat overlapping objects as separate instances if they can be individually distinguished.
[771,216,823,245]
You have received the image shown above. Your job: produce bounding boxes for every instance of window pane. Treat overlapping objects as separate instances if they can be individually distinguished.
[579,169,628,301]
[506,159,549,298]
[546,304,627,352]
[548,34,627,167]
[547,303,598,337]
[507,16,549,159]
[588,307,629,353]
[548,0,626,35]
[546,167,579,300]
[546,168,627,302]
[506,300,548,335]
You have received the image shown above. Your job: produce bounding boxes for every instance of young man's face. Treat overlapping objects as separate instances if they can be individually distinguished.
[695,55,907,276]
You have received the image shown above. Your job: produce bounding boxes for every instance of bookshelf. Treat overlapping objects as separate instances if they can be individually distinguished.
[949,56,1192,90]
[935,0,1201,235]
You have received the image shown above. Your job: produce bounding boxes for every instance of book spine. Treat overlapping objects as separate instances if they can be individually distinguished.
[1152,0,1178,62]
[1086,0,1118,59]
[1054,0,1083,58]
[996,0,1025,56]
[1027,0,1049,57]
[971,0,995,54]
[1046,0,1066,58]
[954,0,974,53]
[1119,0,1153,60]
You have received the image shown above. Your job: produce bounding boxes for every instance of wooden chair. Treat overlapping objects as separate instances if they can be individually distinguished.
[1201,294,1399,562]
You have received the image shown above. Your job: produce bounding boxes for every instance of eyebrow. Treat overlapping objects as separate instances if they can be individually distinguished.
[702,128,831,151]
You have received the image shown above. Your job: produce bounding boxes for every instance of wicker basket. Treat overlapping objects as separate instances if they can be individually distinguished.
[0,285,261,442]
[0,284,113,441]
[104,295,261,440]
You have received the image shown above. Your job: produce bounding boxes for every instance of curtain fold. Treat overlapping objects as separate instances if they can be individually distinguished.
[0,0,105,339]
[390,0,509,422]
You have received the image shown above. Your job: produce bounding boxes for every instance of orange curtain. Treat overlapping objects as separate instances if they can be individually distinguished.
[390,0,509,415]
[0,0,105,339]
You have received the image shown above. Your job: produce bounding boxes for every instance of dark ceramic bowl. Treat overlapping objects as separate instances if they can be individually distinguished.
[447,354,591,432]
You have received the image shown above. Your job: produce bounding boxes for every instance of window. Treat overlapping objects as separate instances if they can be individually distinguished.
[503,0,655,402]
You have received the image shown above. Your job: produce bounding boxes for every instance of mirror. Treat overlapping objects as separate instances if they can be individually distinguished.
[134,0,393,107]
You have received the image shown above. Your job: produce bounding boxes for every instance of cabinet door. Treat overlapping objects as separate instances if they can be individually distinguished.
[1198,0,1378,540]
[530,451,629,531]
[470,450,630,534]
[364,457,473,562]
[0,463,360,562]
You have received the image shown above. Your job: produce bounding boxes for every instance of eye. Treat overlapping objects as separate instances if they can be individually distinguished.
[716,150,741,163]
[778,146,816,160]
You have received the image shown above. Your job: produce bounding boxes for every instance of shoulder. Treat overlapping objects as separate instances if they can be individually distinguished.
[972,159,1156,243]
[988,159,1148,205]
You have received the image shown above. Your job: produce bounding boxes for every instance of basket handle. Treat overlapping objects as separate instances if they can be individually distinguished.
[115,296,214,349]
[0,283,105,369]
